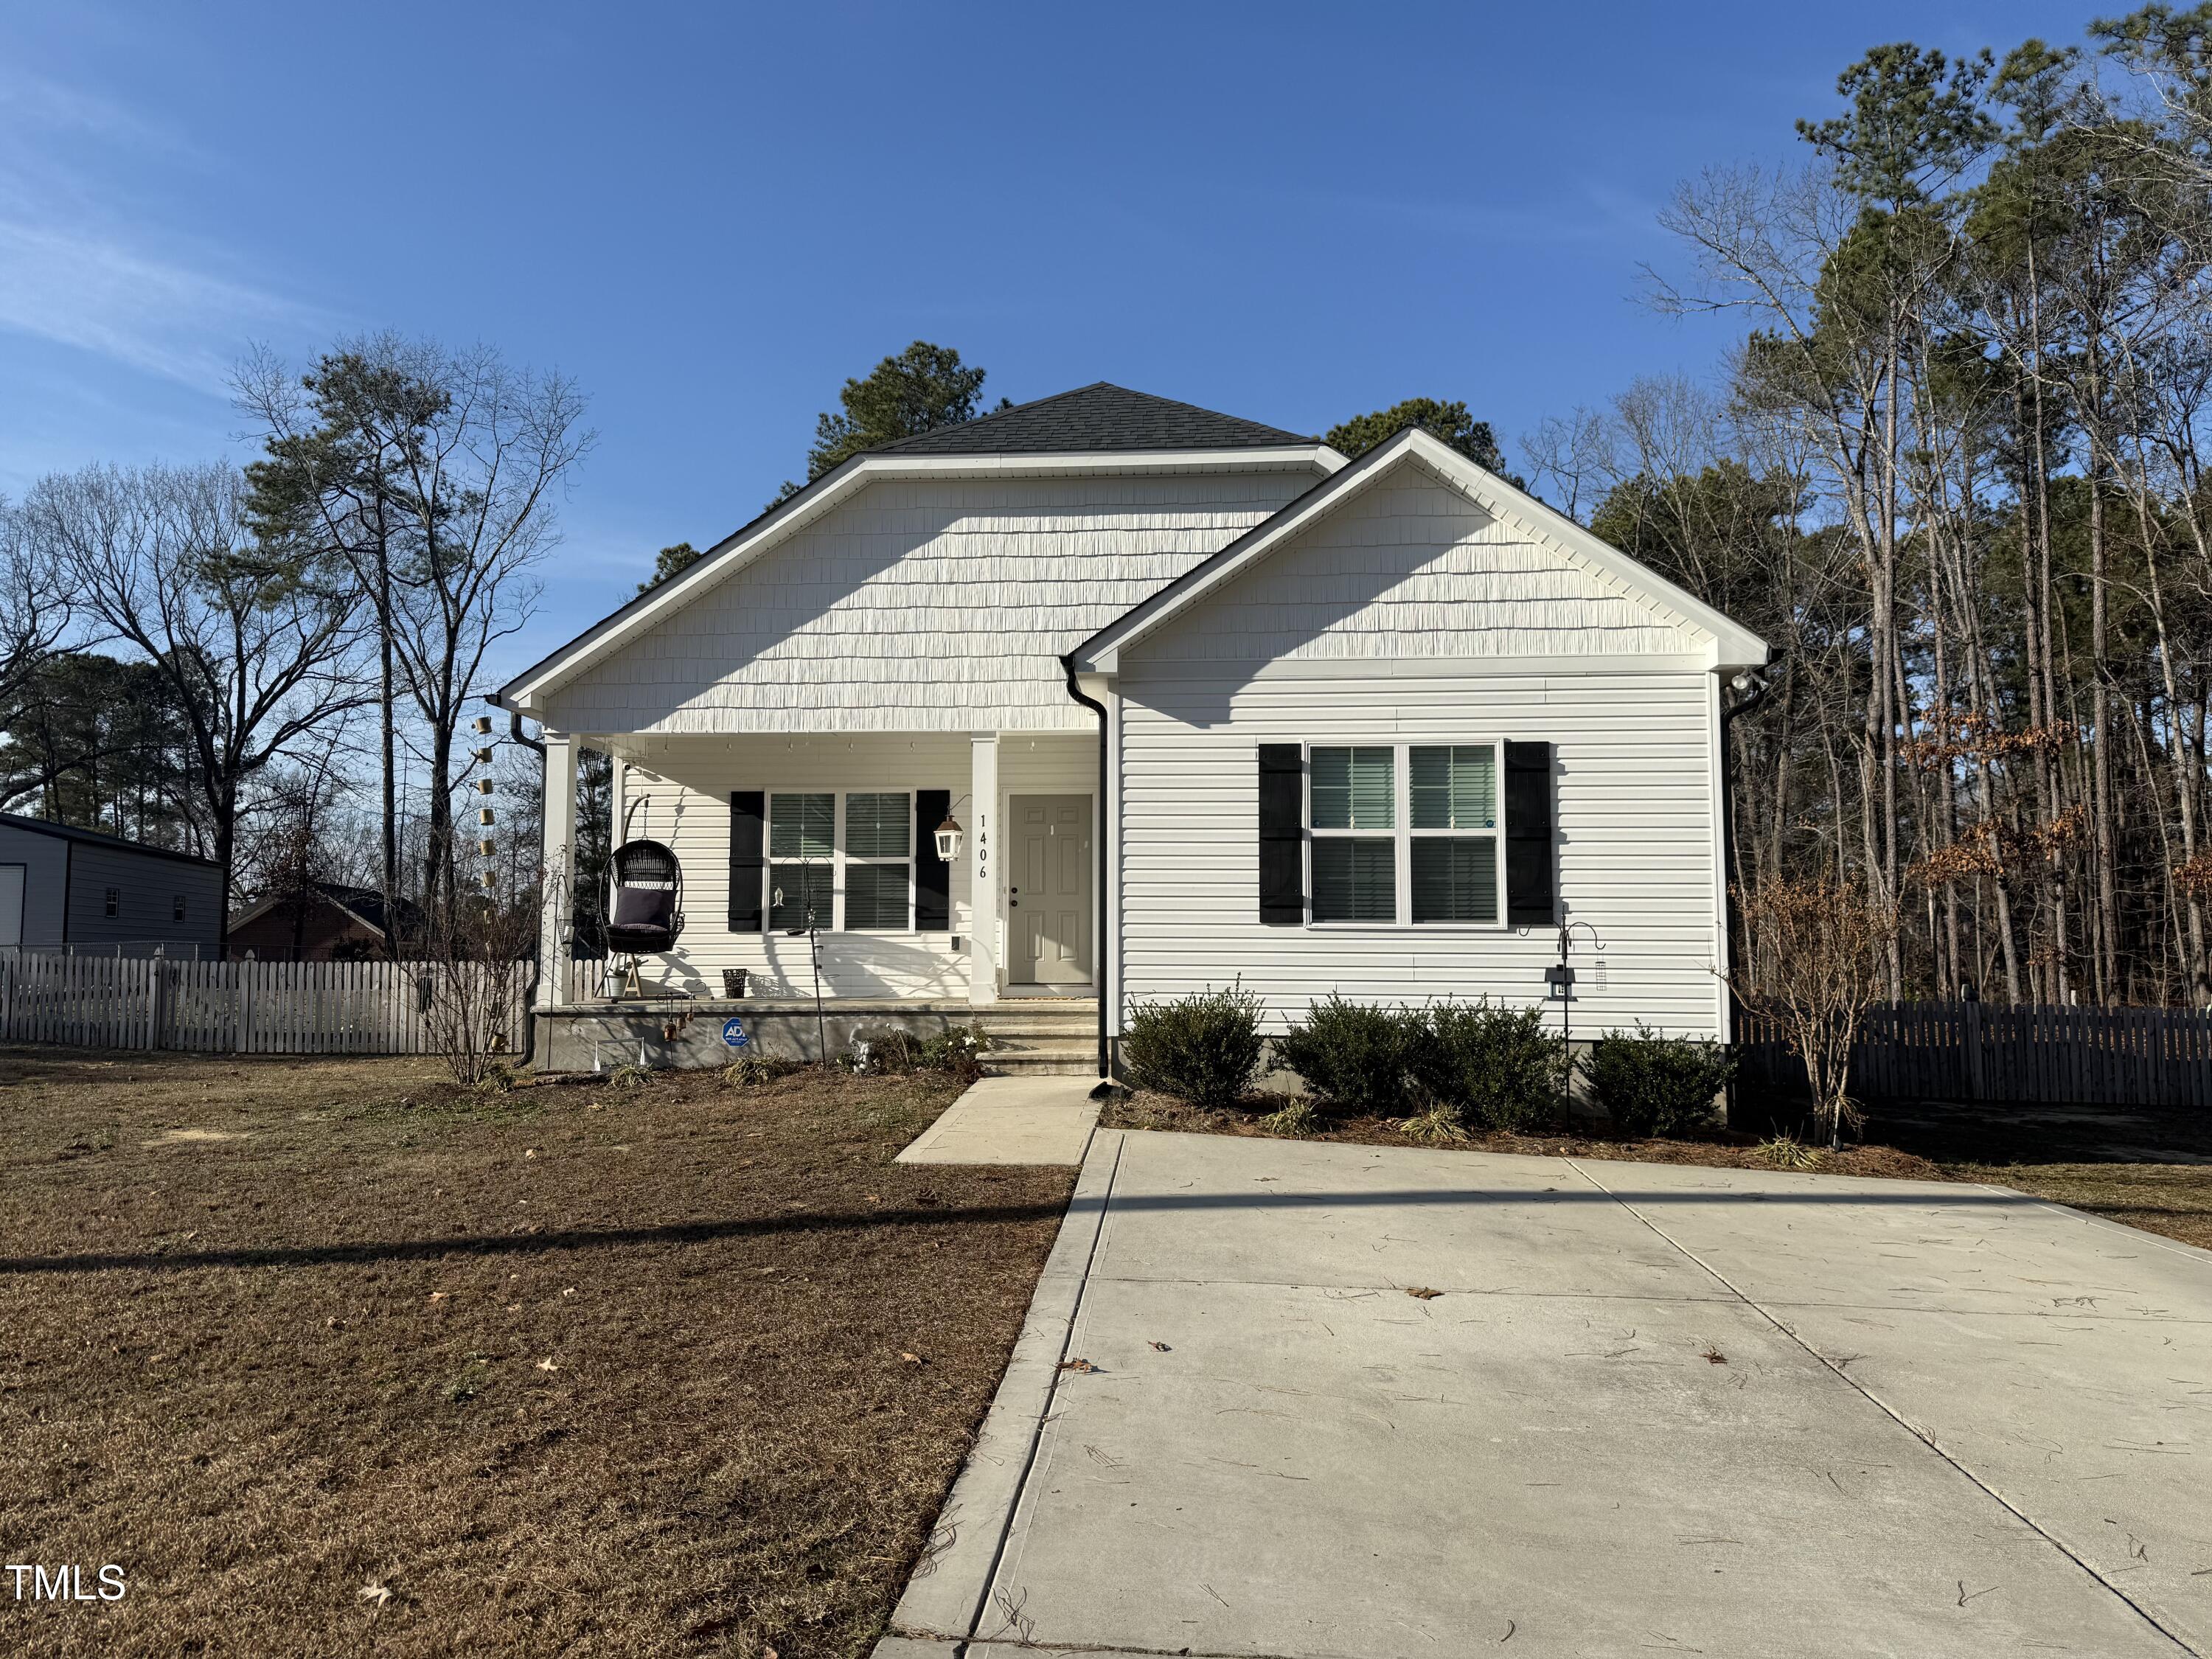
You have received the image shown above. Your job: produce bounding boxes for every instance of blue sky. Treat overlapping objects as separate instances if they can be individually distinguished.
[4,1,2099,675]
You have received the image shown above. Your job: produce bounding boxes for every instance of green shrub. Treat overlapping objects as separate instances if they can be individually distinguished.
[1410,998,1565,1131]
[917,1023,993,1083]
[1273,995,1422,1114]
[846,1024,994,1082]
[1121,985,1265,1107]
[1585,1024,1734,1136]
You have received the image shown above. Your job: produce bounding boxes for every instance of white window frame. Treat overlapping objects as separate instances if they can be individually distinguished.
[766,790,917,935]
[1303,740,1506,930]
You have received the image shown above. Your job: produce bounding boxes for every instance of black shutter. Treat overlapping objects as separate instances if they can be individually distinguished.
[1504,742,1555,928]
[1258,744,1304,925]
[728,791,765,931]
[915,789,951,931]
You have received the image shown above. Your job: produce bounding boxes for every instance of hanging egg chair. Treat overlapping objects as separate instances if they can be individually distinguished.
[605,836,685,956]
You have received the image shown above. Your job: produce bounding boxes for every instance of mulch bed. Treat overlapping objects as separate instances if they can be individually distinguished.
[1101,1092,1944,1178]
[1099,1090,2212,1251]
[0,1048,1071,1658]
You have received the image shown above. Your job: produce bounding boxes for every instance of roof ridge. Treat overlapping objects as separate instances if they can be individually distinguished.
[866,380,1310,459]
[866,380,1116,455]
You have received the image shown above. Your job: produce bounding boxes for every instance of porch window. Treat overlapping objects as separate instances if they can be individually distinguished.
[1306,743,1501,926]
[841,792,911,931]
[768,793,834,931]
[765,790,914,932]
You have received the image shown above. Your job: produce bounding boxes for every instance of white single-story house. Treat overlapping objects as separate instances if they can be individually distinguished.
[495,383,1768,1074]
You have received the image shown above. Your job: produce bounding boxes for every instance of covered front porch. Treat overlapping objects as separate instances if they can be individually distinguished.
[531,727,1106,1066]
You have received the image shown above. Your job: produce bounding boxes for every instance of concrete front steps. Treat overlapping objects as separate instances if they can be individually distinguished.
[973,998,1099,1077]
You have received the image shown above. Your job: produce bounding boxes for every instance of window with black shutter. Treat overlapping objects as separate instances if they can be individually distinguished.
[915,790,952,931]
[728,791,765,931]
[1503,741,1557,927]
[1274,740,1543,928]
[1257,745,1304,924]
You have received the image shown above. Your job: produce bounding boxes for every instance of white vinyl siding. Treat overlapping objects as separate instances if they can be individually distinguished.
[1116,662,1723,1040]
[603,736,970,999]
[546,470,1316,735]
[593,731,1099,1000]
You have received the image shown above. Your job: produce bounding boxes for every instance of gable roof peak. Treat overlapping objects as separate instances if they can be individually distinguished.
[1067,424,1772,672]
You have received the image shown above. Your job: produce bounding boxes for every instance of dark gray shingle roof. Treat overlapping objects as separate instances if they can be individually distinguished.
[0,809,218,866]
[868,382,1312,457]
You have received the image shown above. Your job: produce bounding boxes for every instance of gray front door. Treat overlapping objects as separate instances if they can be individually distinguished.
[0,863,21,948]
[1009,796,1091,987]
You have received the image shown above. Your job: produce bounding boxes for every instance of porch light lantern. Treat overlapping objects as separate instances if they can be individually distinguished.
[933,813,964,861]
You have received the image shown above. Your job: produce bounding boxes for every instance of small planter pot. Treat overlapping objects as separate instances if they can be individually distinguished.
[721,969,749,999]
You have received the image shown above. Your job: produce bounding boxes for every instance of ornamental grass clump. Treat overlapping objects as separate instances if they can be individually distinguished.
[1585,1023,1734,1137]
[1273,995,1422,1116]
[1408,998,1564,1132]
[1120,984,1265,1108]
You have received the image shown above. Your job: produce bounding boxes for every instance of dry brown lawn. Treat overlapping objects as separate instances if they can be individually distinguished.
[0,1047,1072,1658]
[1104,1091,2212,1252]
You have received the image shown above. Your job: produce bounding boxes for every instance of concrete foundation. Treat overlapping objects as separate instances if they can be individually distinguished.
[531,998,976,1072]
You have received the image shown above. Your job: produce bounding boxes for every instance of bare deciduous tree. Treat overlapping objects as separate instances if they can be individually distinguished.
[25,462,368,935]
[0,492,72,726]
[1730,877,1900,1146]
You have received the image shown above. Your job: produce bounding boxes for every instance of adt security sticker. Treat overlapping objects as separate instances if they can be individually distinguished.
[721,1018,748,1048]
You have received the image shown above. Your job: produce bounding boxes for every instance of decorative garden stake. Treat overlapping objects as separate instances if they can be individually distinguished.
[1551,919,1603,1121]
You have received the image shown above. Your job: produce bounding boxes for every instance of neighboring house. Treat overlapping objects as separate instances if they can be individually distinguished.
[495,383,1770,1072]
[226,883,424,961]
[0,810,224,956]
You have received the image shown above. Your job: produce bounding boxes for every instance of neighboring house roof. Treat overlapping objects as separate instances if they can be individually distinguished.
[866,382,1310,457]
[496,384,1339,715]
[227,881,425,938]
[0,809,218,868]
[1068,425,1773,673]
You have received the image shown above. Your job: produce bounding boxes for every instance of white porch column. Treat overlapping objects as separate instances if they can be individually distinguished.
[538,729,576,1011]
[968,732,1000,1006]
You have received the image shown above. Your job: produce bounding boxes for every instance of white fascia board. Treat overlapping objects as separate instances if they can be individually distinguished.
[495,445,1341,715]
[1072,428,1771,674]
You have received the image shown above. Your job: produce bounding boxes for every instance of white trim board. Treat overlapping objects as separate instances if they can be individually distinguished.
[1069,427,1771,674]
[1117,653,1722,682]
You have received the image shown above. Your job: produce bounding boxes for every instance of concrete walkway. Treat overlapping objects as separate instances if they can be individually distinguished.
[894,1075,1101,1166]
[883,1128,2212,1658]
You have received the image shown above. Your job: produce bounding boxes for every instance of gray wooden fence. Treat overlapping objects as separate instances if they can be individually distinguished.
[0,951,527,1056]
[1736,1001,2212,1110]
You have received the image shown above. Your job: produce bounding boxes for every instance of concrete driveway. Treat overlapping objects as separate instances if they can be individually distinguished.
[884,1128,2212,1658]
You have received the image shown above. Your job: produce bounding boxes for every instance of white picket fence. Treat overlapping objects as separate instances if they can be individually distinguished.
[0,951,528,1055]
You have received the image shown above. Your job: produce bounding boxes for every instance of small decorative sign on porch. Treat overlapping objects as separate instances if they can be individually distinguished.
[721,1017,749,1048]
